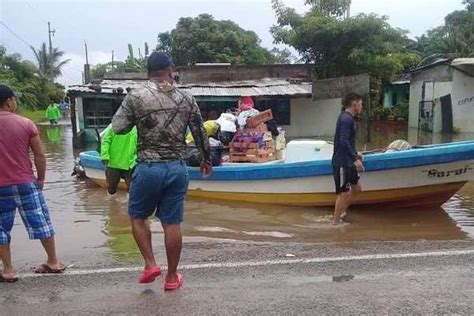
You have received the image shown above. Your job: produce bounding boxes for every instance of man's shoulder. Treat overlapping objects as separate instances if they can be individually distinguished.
[13,113,33,125]
[339,111,354,123]
[173,87,195,104]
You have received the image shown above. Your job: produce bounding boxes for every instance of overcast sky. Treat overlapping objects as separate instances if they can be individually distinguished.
[0,0,467,87]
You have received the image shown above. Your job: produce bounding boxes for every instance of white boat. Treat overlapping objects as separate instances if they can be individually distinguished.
[79,140,474,208]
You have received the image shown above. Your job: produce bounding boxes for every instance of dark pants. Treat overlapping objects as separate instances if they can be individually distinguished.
[106,167,131,194]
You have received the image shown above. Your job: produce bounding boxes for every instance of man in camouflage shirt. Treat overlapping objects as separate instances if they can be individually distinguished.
[112,51,212,290]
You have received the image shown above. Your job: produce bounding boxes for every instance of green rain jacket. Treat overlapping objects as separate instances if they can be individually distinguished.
[45,104,61,120]
[100,124,137,170]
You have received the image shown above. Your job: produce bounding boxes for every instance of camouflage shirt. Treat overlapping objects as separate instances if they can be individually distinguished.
[112,80,210,162]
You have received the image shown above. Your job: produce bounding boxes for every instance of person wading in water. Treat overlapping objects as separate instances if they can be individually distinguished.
[331,92,365,225]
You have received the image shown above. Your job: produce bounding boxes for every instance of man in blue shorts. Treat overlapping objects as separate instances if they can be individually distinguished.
[113,52,212,290]
[0,85,62,283]
[332,92,365,225]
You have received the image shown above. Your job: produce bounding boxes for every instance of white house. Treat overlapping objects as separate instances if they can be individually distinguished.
[409,58,474,133]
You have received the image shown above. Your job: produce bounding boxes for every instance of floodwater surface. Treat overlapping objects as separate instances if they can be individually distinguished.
[7,122,474,268]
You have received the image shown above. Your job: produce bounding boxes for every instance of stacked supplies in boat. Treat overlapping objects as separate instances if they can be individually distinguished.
[229,131,275,163]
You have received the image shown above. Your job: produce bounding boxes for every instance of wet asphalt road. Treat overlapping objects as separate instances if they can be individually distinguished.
[1,240,474,315]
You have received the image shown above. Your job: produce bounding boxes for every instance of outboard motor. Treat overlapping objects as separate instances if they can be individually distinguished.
[71,157,86,178]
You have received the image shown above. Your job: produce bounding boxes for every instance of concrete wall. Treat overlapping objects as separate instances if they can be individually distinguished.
[408,65,454,130]
[451,69,474,132]
[432,82,453,133]
[176,64,313,84]
[408,81,423,128]
[409,66,474,132]
[284,97,341,138]
[76,97,84,132]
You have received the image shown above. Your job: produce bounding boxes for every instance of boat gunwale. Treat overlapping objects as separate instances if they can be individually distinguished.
[79,141,474,181]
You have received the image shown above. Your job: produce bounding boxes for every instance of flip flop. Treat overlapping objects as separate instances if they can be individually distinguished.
[164,274,184,291]
[139,267,162,284]
[0,275,19,283]
[34,264,66,274]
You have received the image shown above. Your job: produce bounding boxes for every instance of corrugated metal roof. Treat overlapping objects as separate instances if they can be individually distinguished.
[451,58,474,66]
[68,78,312,97]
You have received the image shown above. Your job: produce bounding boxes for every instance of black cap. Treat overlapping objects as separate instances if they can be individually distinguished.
[0,84,19,104]
[147,51,174,71]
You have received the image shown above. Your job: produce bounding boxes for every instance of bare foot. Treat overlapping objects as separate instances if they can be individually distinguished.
[165,272,178,283]
[1,270,17,281]
[34,263,64,273]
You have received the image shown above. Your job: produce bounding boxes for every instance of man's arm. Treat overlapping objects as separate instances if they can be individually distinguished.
[29,135,46,189]
[112,94,135,135]
[188,97,211,164]
[100,125,113,164]
[339,118,357,163]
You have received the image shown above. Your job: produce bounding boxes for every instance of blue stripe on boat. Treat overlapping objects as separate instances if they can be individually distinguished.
[79,141,474,181]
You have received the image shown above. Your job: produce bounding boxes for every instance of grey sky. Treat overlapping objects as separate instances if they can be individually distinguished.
[0,0,467,87]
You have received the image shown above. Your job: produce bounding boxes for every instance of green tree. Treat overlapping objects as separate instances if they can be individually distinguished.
[304,0,351,18]
[91,43,150,78]
[415,2,474,66]
[157,14,274,66]
[271,0,420,82]
[271,47,297,64]
[31,42,70,81]
[0,46,65,109]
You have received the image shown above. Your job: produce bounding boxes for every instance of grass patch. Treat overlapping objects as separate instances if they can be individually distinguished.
[19,109,46,123]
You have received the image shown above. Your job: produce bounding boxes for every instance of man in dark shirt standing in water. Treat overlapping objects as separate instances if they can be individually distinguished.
[332,93,365,224]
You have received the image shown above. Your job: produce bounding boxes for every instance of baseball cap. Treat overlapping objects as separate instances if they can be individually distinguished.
[0,84,20,104]
[147,51,175,71]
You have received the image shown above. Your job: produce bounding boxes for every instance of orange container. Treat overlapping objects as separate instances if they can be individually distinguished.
[245,109,273,128]
[246,124,268,133]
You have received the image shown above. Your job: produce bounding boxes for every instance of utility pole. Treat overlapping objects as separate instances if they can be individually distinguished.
[84,41,89,65]
[346,0,351,19]
[84,40,91,84]
[48,21,55,54]
[111,50,115,70]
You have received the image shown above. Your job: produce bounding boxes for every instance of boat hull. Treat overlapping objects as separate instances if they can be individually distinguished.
[79,141,474,208]
[187,182,465,208]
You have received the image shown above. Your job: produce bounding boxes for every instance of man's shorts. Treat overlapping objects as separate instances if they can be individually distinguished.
[333,165,360,194]
[0,182,55,245]
[129,160,189,224]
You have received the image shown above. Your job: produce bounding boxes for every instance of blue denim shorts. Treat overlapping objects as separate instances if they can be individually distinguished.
[0,182,55,245]
[129,160,189,224]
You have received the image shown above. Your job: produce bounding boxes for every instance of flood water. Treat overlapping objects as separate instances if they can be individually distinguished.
[8,122,474,268]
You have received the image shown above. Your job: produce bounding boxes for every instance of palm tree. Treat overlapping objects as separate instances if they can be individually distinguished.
[31,42,70,81]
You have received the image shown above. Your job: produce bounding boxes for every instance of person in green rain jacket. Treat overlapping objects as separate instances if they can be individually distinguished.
[45,103,61,125]
[100,124,137,195]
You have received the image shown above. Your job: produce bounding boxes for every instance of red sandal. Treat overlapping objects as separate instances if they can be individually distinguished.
[164,273,184,291]
[139,267,162,284]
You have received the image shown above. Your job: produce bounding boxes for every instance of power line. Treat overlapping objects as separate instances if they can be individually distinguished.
[26,2,49,25]
[26,1,85,42]
[0,21,33,48]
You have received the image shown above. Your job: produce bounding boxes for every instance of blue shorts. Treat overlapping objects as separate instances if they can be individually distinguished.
[0,182,55,245]
[129,160,189,224]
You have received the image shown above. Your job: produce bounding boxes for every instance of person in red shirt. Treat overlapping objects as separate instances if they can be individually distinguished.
[0,85,63,283]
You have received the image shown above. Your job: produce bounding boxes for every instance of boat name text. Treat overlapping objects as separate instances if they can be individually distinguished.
[422,165,473,178]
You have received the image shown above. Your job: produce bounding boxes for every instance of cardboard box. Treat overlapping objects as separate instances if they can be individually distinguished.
[245,109,273,128]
